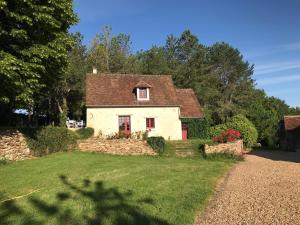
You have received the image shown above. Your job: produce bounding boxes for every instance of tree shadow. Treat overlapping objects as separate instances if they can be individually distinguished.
[0,176,170,225]
[248,149,300,163]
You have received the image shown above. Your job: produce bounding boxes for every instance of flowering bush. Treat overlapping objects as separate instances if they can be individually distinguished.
[213,129,241,143]
[106,131,131,139]
[106,130,148,140]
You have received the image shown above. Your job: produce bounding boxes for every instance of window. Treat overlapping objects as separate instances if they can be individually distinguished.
[146,118,155,129]
[119,116,131,133]
[137,88,149,100]
[139,88,147,98]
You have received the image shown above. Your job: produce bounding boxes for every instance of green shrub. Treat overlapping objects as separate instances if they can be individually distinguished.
[181,118,210,139]
[204,152,244,161]
[209,124,229,138]
[75,127,94,139]
[0,159,8,166]
[147,136,165,154]
[28,126,78,156]
[19,127,40,139]
[227,115,258,148]
[209,115,258,148]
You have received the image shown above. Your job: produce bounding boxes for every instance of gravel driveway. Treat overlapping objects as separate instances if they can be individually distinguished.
[195,150,300,225]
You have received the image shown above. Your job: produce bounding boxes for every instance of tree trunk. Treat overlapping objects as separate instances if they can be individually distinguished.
[56,97,67,127]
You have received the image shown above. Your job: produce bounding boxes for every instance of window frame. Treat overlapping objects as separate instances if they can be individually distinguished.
[146,117,155,129]
[118,115,131,133]
[137,87,149,100]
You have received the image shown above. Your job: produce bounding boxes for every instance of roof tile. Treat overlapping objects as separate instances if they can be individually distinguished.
[284,115,300,131]
[86,74,203,118]
[176,89,204,118]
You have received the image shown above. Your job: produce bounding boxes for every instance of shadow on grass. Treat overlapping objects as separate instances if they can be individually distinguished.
[0,175,170,225]
[249,149,300,163]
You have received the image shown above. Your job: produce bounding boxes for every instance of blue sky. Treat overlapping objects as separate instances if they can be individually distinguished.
[70,0,300,107]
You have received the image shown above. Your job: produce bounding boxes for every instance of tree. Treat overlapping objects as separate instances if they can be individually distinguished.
[0,0,78,123]
[244,89,290,147]
[65,32,88,120]
[205,42,255,123]
[136,46,171,75]
[86,26,132,74]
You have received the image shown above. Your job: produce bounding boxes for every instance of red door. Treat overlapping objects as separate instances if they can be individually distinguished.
[182,124,188,140]
[119,116,131,135]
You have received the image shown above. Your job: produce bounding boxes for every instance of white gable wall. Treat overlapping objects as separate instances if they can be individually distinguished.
[86,106,182,140]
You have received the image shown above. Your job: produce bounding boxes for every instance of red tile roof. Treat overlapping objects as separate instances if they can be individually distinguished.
[175,89,204,118]
[86,74,203,118]
[134,80,152,88]
[284,115,300,131]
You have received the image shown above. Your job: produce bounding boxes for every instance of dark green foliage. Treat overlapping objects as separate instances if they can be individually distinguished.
[26,126,77,156]
[147,136,165,154]
[181,118,210,139]
[75,127,94,139]
[209,124,229,138]
[0,0,78,111]
[0,159,8,165]
[203,152,244,161]
[244,90,291,148]
[136,46,171,75]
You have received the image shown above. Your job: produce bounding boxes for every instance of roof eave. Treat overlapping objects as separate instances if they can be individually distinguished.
[86,105,180,108]
[179,115,204,119]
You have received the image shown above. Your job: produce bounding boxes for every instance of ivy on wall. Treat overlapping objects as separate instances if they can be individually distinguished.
[181,118,210,139]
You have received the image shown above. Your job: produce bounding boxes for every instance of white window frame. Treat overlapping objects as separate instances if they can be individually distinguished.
[137,87,149,101]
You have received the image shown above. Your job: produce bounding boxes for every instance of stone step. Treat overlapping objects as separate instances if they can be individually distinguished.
[174,146,193,149]
[175,149,193,152]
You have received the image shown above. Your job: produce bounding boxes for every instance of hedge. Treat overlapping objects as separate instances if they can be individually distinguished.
[209,124,229,138]
[181,118,210,139]
[209,114,258,148]
[75,127,94,139]
[147,136,165,154]
[26,126,78,156]
[227,115,258,148]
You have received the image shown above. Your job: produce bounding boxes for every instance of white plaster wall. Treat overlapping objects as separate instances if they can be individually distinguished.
[86,107,182,140]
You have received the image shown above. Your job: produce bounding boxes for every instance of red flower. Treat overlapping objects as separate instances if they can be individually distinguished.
[212,129,241,143]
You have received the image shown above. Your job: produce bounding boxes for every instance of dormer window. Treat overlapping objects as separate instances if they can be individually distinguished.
[139,88,147,99]
[135,80,152,101]
[137,87,149,100]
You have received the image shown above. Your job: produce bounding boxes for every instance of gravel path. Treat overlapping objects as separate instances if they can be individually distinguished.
[195,150,300,225]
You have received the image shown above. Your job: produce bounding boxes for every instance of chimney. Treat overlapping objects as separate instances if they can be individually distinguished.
[92,67,97,74]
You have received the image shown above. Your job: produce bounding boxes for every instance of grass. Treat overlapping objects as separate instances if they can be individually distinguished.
[163,139,215,158]
[0,151,236,225]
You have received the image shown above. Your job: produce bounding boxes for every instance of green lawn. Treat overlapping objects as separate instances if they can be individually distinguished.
[0,152,235,225]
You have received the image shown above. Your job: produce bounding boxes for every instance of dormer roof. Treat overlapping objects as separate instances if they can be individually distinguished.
[134,80,152,88]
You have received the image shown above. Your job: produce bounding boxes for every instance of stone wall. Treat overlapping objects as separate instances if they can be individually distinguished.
[204,140,243,155]
[78,138,156,155]
[0,129,32,160]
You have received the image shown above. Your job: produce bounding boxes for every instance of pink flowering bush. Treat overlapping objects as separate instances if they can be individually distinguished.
[213,129,241,143]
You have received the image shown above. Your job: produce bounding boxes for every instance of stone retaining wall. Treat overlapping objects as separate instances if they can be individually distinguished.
[0,129,32,160]
[78,138,156,155]
[204,140,243,155]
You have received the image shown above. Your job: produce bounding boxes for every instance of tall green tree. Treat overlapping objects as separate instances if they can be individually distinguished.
[0,0,78,123]
[206,42,255,123]
[65,32,87,120]
[136,46,171,75]
[87,26,132,74]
